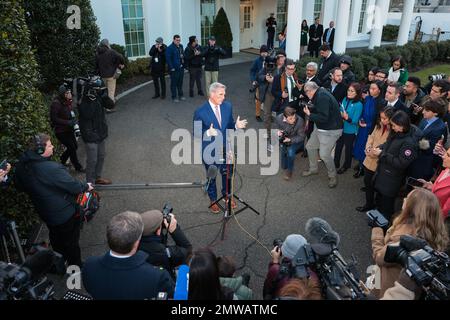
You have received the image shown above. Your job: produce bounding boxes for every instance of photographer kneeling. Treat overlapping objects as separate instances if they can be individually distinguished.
[275,107,305,180]
[138,210,192,278]
[263,234,320,299]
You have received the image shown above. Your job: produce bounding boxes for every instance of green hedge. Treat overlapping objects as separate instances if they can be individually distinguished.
[24,0,100,93]
[382,25,400,42]
[0,0,54,234]
[295,40,450,82]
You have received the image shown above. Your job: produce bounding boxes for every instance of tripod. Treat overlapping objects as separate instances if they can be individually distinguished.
[208,156,260,241]
[0,219,26,263]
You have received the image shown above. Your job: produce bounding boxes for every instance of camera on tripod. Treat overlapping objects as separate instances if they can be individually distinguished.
[384,235,450,300]
[0,246,65,300]
[429,73,447,82]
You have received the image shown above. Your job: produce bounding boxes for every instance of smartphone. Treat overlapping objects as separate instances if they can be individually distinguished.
[0,159,7,170]
[406,177,425,188]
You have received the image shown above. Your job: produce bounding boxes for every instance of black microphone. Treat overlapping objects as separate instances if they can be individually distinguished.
[305,217,340,256]
[21,249,56,280]
[203,165,218,193]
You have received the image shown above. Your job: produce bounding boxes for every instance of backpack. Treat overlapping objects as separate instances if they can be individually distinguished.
[75,191,100,225]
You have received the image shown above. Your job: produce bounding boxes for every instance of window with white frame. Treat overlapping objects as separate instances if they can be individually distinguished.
[201,0,215,46]
[121,0,146,57]
[358,0,368,33]
[314,0,323,20]
[276,0,288,35]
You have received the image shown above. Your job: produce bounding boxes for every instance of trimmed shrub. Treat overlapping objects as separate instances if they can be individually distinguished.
[352,56,365,82]
[0,0,53,234]
[24,0,100,92]
[212,7,233,49]
[372,48,391,69]
[382,25,399,41]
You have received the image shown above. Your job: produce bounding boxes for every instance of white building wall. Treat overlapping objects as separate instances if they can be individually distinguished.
[91,0,125,46]
[322,0,337,29]
[387,12,450,37]
[216,0,240,52]
[254,0,278,49]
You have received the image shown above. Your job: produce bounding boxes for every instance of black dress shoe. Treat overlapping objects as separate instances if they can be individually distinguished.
[337,167,348,174]
[256,116,263,122]
[356,205,374,212]
[152,95,160,99]
[198,91,205,96]
[360,186,367,192]
[189,91,194,97]
[161,95,166,99]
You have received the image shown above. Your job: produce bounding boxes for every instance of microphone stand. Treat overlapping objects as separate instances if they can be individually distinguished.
[209,152,260,241]
[93,182,204,190]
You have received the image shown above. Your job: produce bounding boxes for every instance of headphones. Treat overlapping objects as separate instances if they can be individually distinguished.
[34,135,45,155]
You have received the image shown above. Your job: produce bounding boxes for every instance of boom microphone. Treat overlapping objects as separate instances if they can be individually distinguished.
[305,217,340,256]
[203,165,218,193]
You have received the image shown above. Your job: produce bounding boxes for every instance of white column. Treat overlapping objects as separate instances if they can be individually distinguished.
[349,0,362,36]
[322,0,337,29]
[334,0,352,54]
[286,0,303,61]
[303,0,314,25]
[369,0,390,49]
[397,0,415,45]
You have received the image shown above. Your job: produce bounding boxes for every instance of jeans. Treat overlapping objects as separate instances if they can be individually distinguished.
[306,127,343,178]
[56,131,82,170]
[170,68,184,99]
[152,74,166,97]
[85,140,106,183]
[48,214,82,267]
[281,142,304,172]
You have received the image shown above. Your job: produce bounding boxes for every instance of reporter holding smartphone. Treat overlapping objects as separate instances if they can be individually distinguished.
[419,146,450,220]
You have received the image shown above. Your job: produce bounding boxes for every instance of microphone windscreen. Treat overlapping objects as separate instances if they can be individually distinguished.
[305,217,340,247]
[22,249,55,279]
[207,165,218,179]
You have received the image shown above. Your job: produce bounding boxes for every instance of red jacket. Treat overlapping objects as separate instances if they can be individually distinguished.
[432,169,450,219]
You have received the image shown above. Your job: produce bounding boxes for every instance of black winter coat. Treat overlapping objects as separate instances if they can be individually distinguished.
[184,44,204,69]
[15,150,87,226]
[149,44,167,76]
[78,96,108,143]
[203,45,226,71]
[82,251,174,300]
[138,227,192,278]
[374,130,418,197]
[308,88,343,131]
[317,52,340,83]
[95,45,125,78]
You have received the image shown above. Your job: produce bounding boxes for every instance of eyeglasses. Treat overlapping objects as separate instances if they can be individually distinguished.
[286,67,295,71]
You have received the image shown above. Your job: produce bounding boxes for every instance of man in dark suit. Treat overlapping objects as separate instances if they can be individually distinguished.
[271,59,302,113]
[323,67,347,104]
[193,82,248,213]
[82,211,174,300]
[266,13,277,50]
[323,21,335,50]
[385,83,409,115]
[317,43,340,83]
[308,17,324,58]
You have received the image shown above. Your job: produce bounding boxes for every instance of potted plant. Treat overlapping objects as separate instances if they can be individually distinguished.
[212,7,233,58]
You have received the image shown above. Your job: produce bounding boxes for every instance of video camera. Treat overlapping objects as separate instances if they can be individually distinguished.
[385,235,450,300]
[0,247,65,300]
[64,76,113,108]
[264,55,277,76]
[274,218,368,300]
[429,73,447,82]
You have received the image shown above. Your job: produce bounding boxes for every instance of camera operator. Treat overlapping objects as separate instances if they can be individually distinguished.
[15,133,93,267]
[185,35,205,98]
[50,84,84,173]
[0,160,11,188]
[138,210,192,278]
[82,211,174,300]
[77,81,112,185]
[95,39,125,109]
[263,234,320,299]
[203,36,226,96]
[370,188,448,297]
[250,45,269,122]
[149,37,167,99]
[275,107,305,180]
